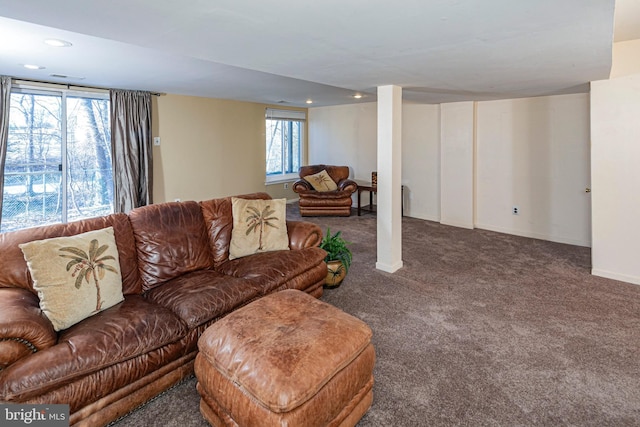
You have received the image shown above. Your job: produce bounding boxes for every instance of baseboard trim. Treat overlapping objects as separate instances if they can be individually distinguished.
[440,220,474,229]
[592,268,640,286]
[376,260,404,273]
[404,212,440,222]
[475,223,591,248]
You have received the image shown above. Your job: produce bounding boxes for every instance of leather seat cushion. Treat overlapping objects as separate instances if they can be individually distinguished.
[144,270,263,329]
[298,197,353,208]
[196,289,374,423]
[0,295,187,401]
[297,190,354,200]
[216,247,326,293]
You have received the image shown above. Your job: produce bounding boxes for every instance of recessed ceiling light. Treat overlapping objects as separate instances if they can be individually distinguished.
[306,99,313,104]
[353,94,363,99]
[23,64,45,70]
[44,39,72,47]
[49,74,86,80]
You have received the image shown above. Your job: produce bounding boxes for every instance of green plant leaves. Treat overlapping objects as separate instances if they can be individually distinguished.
[319,227,352,272]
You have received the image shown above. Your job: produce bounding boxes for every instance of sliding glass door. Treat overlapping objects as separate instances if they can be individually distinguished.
[2,89,112,232]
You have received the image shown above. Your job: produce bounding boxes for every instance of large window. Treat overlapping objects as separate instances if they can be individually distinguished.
[265,108,305,180]
[1,87,113,232]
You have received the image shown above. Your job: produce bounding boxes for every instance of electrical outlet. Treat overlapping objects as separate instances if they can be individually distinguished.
[175,198,181,202]
[512,206,519,215]
[284,183,289,190]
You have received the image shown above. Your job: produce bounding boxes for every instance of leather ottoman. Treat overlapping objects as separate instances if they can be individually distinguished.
[194,289,375,427]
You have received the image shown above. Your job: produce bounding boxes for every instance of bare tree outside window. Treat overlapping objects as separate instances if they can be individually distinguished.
[1,90,113,232]
[266,118,302,177]
[66,96,112,222]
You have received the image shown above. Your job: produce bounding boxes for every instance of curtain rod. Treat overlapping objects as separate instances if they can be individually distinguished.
[11,78,163,96]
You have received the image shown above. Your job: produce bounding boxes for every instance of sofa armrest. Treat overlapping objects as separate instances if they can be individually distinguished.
[337,178,358,194]
[287,221,323,250]
[292,179,312,193]
[0,288,57,369]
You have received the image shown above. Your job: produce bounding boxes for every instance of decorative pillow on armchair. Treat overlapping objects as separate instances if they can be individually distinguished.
[303,169,338,192]
[229,198,290,260]
[19,227,124,331]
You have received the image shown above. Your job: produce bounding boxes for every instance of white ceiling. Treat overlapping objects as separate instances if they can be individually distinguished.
[0,0,635,107]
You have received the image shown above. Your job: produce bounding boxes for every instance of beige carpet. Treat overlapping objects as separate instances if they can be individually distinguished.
[113,206,640,426]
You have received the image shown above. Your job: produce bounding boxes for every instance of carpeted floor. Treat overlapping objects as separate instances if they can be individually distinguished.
[113,206,640,426]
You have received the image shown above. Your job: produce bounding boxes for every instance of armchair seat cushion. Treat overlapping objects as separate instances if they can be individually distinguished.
[295,189,354,199]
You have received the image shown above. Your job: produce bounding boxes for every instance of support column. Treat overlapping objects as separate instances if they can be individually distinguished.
[376,85,403,273]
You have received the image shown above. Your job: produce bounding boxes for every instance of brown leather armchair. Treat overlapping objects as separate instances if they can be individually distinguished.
[293,165,358,216]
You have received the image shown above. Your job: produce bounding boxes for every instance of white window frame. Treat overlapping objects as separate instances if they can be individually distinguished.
[2,83,111,230]
[265,108,305,184]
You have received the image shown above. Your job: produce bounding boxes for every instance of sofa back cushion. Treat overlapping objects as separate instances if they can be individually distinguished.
[0,213,142,295]
[199,193,272,268]
[128,201,212,291]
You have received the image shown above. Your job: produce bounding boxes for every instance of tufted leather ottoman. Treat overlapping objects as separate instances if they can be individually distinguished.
[194,289,375,427]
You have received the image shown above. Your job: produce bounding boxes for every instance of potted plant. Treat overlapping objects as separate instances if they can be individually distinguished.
[319,228,352,288]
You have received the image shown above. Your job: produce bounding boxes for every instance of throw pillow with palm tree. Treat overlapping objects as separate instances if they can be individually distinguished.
[229,198,290,260]
[59,237,119,311]
[304,169,338,192]
[19,227,124,331]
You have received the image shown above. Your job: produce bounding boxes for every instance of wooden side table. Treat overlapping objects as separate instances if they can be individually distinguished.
[356,181,404,216]
[357,183,376,216]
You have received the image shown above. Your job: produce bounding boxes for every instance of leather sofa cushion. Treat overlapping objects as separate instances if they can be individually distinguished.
[145,270,263,329]
[0,295,187,401]
[199,193,272,268]
[217,247,327,294]
[0,213,142,295]
[128,201,213,291]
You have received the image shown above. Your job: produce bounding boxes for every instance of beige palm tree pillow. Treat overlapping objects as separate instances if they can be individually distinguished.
[19,227,124,331]
[303,169,338,192]
[229,198,290,260]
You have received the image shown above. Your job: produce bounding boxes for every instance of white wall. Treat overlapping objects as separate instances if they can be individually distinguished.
[402,104,440,221]
[475,94,591,246]
[591,73,640,285]
[440,102,475,229]
[307,103,377,180]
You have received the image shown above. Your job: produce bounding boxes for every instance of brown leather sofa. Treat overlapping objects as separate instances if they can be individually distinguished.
[292,165,358,216]
[0,192,327,427]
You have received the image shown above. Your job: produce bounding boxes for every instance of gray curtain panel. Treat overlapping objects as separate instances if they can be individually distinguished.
[110,89,153,213]
[0,76,12,226]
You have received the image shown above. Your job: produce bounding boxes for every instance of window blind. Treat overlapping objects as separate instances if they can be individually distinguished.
[265,108,306,121]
